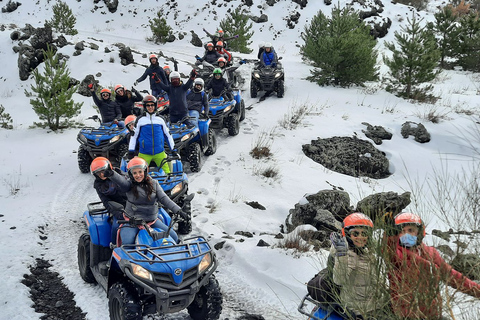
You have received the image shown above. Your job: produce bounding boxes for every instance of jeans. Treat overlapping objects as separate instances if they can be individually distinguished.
[120,219,179,245]
[110,217,119,245]
[188,110,199,128]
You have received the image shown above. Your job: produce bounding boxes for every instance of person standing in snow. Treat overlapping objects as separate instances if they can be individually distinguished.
[134,54,167,98]
[203,28,238,49]
[114,84,143,119]
[89,85,123,126]
[106,156,187,245]
[386,212,480,319]
[128,95,175,174]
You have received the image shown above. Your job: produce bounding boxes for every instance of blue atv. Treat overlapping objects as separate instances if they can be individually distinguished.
[169,116,217,173]
[77,115,129,173]
[77,201,222,320]
[120,153,194,234]
[208,89,245,136]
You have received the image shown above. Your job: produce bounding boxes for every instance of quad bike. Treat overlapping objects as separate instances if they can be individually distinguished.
[168,115,217,173]
[250,62,285,99]
[77,115,129,173]
[298,294,366,320]
[194,58,244,89]
[208,89,245,136]
[78,201,222,320]
[120,153,194,235]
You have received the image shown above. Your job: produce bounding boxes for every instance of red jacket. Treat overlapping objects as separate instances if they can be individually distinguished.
[387,236,480,318]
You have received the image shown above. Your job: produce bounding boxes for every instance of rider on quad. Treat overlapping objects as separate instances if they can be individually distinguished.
[260,42,278,69]
[187,78,209,128]
[215,41,232,65]
[206,68,233,101]
[114,84,143,119]
[134,54,168,99]
[203,28,238,49]
[89,85,123,126]
[197,42,222,65]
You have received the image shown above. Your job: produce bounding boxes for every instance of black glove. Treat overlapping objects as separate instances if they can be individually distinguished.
[330,232,348,257]
[190,69,197,78]
[104,167,114,178]
[134,80,139,86]
[127,151,135,160]
[177,210,189,220]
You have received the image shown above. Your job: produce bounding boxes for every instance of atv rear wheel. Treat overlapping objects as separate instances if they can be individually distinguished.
[276,80,285,98]
[78,234,96,283]
[226,113,240,136]
[238,99,246,122]
[187,275,223,320]
[250,80,258,98]
[108,282,142,320]
[188,142,202,173]
[204,128,217,156]
[78,146,93,173]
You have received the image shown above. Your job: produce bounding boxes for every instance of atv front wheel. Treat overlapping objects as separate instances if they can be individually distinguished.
[204,128,217,156]
[276,80,285,98]
[226,113,240,136]
[187,275,223,320]
[108,282,142,320]
[238,99,246,122]
[113,143,129,167]
[78,234,96,283]
[188,142,202,172]
[250,80,258,98]
[78,146,93,173]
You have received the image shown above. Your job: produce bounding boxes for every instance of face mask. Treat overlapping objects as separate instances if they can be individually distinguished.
[399,233,418,247]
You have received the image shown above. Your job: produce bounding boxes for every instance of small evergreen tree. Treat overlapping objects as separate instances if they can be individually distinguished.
[219,7,254,54]
[428,6,460,68]
[0,105,13,129]
[46,0,78,35]
[301,6,378,87]
[456,12,480,72]
[29,45,82,131]
[149,12,174,44]
[384,14,441,100]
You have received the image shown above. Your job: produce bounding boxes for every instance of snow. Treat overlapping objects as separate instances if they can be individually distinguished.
[0,0,479,319]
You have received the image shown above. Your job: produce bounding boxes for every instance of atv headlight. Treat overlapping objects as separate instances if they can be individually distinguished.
[132,263,153,281]
[109,135,121,144]
[181,133,191,142]
[253,72,260,79]
[224,105,233,113]
[78,134,87,143]
[274,72,282,79]
[171,182,183,196]
[198,253,212,274]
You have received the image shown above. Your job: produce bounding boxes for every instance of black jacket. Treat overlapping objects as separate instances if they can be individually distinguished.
[158,78,195,117]
[205,77,230,97]
[202,50,221,64]
[116,89,143,119]
[136,63,168,93]
[93,169,127,219]
[186,89,209,115]
[92,93,122,123]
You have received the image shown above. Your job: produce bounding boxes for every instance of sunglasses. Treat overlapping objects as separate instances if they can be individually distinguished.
[349,230,369,237]
[145,103,155,107]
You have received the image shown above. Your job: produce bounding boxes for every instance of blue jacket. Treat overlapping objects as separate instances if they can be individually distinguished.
[129,113,175,155]
[158,78,194,117]
[136,63,167,93]
[261,49,278,67]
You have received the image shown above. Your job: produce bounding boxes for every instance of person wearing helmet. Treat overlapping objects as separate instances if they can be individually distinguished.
[325,213,389,318]
[203,27,239,49]
[205,68,232,101]
[186,78,209,128]
[214,40,232,63]
[90,157,127,245]
[134,53,168,98]
[198,42,222,64]
[257,41,265,60]
[157,69,197,126]
[114,84,143,119]
[89,85,123,125]
[124,114,136,134]
[387,212,480,319]
[217,57,227,69]
[128,95,175,174]
[107,156,188,245]
[260,42,278,69]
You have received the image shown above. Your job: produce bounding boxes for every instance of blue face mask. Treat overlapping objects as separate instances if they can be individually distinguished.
[399,234,418,247]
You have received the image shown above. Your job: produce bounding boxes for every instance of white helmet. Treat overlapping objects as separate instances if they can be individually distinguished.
[264,42,272,49]
[169,71,180,81]
[194,78,204,87]
[258,41,265,48]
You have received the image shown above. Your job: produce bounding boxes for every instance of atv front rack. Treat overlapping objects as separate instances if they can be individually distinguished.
[80,126,125,135]
[149,171,184,185]
[120,236,212,264]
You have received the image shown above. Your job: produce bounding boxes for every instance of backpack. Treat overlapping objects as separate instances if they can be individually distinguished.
[307,255,341,304]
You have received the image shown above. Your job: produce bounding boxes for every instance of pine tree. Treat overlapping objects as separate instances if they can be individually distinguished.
[149,12,174,44]
[219,7,254,54]
[46,0,78,35]
[384,14,441,100]
[29,45,82,131]
[300,6,378,87]
[0,105,13,129]
[456,12,480,72]
[428,6,460,68]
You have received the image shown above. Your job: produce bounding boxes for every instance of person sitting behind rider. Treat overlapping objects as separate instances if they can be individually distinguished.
[114,84,143,119]
[260,42,278,69]
[205,68,232,101]
[330,213,389,318]
[128,95,175,174]
[215,41,232,64]
[106,157,188,245]
[186,78,209,128]
[134,54,167,98]
[199,42,222,64]
[90,157,127,245]
[89,85,123,126]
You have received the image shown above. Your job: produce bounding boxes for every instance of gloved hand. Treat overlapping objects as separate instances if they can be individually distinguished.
[234,35,239,38]
[271,63,276,68]
[239,60,246,65]
[330,232,348,257]
[127,151,135,160]
[113,119,119,125]
[88,83,94,91]
[190,69,197,78]
[134,80,139,86]
[103,167,114,178]
[177,210,189,220]
[131,87,137,93]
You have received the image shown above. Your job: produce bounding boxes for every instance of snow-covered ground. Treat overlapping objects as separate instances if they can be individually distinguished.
[0,0,479,319]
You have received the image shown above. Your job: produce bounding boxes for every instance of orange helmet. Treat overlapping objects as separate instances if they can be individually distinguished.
[394,212,426,237]
[206,42,214,48]
[125,115,136,127]
[218,29,224,35]
[217,57,226,64]
[149,53,158,61]
[90,157,112,175]
[342,213,373,237]
[127,157,148,173]
[114,84,124,93]
[216,41,223,47]
[163,65,171,72]
[100,88,111,95]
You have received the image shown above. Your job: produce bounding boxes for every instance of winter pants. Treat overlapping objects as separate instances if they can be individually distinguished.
[188,110,200,128]
[170,113,194,128]
[138,152,170,174]
[119,219,179,245]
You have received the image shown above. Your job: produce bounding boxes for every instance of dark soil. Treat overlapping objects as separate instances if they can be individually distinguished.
[21,258,86,320]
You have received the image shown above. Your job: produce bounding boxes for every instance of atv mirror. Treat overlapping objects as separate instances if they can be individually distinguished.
[108,201,124,212]
[278,56,283,60]
[88,115,99,121]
